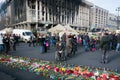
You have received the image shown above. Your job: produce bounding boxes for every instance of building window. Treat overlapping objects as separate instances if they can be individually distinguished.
[46,13,48,21]
[42,17,44,21]
[42,12,44,16]
[38,1,39,10]
[42,6,44,11]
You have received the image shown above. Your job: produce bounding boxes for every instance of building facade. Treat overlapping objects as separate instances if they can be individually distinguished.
[0,0,92,31]
[107,13,117,31]
[0,0,11,30]
[90,5,109,30]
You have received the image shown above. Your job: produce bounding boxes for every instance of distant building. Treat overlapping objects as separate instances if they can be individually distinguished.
[107,13,117,31]
[90,5,109,30]
[0,0,93,31]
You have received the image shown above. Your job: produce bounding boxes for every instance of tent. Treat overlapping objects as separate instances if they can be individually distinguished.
[59,24,79,37]
[48,24,78,37]
[48,24,65,33]
[64,24,78,33]
[1,28,13,33]
[0,30,6,34]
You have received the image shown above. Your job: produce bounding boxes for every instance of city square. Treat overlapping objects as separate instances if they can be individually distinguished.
[0,42,120,80]
[0,0,120,80]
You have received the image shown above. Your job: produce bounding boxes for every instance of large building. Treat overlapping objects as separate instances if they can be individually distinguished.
[0,0,93,31]
[90,5,109,30]
[0,0,11,30]
[107,13,117,31]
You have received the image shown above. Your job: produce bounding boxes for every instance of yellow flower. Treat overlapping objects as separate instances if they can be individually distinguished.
[61,67,66,72]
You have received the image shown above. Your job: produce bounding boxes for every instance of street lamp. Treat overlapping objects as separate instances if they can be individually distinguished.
[116,7,120,29]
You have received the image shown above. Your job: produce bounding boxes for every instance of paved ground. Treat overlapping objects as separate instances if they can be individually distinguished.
[0,71,15,80]
[0,43,120,80]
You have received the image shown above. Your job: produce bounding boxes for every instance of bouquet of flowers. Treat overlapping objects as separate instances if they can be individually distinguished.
[0,54,120,80]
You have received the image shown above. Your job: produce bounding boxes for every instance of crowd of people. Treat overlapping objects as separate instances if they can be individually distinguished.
[0,34,20,54]
[0,31,120,64]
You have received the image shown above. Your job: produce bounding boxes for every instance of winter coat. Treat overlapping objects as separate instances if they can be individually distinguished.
[71,37,77,51]
[39,38,45,46]
[66,38,72,53]
[116,34,120,43]
[0,35,3,44]
[100,35,110,50]
[61,34,66,42]
[56,41,64,51]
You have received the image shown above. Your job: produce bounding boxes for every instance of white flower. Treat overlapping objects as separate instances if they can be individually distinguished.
[94,70,99,76]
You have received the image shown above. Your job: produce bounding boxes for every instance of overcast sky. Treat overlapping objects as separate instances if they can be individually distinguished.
[0,0,120,15]
[88,0,120,15]
[0,0,5,3]
[0,0,5,7]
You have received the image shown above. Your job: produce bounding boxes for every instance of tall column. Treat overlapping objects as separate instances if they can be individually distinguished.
[47,7,50,22]
[36,0,38,29]
[116,7,120,29]
[26,0,29,22]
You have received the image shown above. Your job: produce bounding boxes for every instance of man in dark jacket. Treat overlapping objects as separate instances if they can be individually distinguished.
[3,35,10,54]
[71,35,77,55]
[100,33,110,64]
[39,35,45,53]
[55,40,65,60]
[61,33,66,47]
[116,33,120,52]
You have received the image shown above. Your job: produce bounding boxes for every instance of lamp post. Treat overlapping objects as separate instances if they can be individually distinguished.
[116,7,120,29]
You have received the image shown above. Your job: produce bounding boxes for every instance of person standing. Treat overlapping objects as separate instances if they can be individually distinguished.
[71,35,77,55]
[39,35,45,53]
[100,33,110,64]
[83,33,90,51]
[43,35,48,53]
[116,33,120,52]
[29,35,35,47]
[55,40,65,60]
[61,33,66,48]
[0,34,4,53]
[66,35,72,57]
[3,35,10,54]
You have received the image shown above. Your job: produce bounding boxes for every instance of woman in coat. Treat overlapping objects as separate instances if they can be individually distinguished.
[66,35,72,57]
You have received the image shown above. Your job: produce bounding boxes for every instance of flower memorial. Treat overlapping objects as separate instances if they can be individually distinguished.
[0,54,120,80]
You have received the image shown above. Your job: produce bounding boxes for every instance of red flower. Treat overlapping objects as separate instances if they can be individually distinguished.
[6,59,11,62]
[42,66,45,70]
[97,77,103,80]
[88,72,94,77]
[59,69,63,74]
[46,65,51,70]
[110,75,119,80]
[54,67,59,72]
[66,70,74,75]
[0,58,6,61]
[73,71,79,76]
